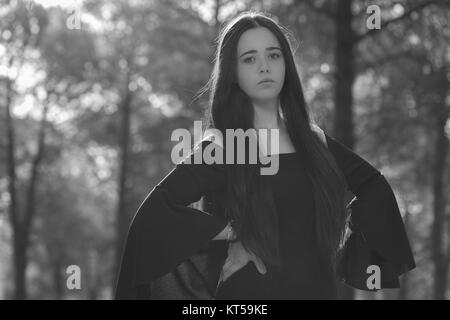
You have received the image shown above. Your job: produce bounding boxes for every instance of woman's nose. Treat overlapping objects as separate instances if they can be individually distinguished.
[259,58,270,73]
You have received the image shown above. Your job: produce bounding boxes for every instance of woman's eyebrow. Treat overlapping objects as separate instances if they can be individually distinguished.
[239,46,281,58]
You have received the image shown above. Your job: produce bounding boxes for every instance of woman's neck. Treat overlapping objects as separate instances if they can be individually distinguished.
[252,99,283,130]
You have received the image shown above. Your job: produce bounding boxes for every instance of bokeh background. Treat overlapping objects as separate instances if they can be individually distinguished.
[0,0,449,300]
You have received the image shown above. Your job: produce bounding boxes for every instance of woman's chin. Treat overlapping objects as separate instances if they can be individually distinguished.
[251,92,280,102]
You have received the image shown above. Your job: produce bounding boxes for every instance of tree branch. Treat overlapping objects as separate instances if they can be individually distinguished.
[357,25,428,71]
[297,0,336,20]
[166,0,213,29]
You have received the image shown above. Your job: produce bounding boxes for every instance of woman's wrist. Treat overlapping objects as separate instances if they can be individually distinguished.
[226,221,237,242]
[212,221,237,241]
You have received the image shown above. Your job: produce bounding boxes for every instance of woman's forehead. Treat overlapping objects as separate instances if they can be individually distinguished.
[237,27,280,54]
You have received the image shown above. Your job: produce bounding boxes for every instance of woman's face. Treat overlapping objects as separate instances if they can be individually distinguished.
[236,27,285,104]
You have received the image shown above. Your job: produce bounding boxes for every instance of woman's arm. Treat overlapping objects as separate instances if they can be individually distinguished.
[115,139,231,299]
[324,132,416,291]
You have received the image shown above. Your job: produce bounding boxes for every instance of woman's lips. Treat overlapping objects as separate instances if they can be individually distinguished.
[258,79,275,84]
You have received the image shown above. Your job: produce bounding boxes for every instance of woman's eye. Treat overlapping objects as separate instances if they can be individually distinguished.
[269,53,280,59]
[243,56,255,63]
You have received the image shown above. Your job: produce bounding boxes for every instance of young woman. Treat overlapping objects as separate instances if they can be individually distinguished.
[114,11,415,300]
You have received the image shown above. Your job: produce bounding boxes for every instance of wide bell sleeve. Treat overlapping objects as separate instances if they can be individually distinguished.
[324,132,416,291]
[114,139,228,299]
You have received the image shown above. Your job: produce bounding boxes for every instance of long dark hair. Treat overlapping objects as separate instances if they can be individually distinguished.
[199,11,348,279]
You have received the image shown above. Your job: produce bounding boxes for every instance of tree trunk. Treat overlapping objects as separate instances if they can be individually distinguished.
[398,208,410,300]
[213,0,221,36]
[6,81,49,298]
[431,68,449,300]
[52,254,64,299]
[431,114,448,300]
[4,75,26,299]
[87,249,99,300]
[114,79,134,285]
[24,103,48,241]
[334,0,356,300]
[333,0,355,149]
[13,229,27,299]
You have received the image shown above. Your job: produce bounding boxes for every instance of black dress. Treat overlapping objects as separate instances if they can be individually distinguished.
[114,131,416,300]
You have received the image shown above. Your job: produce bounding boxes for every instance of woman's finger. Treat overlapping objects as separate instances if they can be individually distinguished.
[253,257,267,274]
[218,269,224,284]
[222,263,236,282]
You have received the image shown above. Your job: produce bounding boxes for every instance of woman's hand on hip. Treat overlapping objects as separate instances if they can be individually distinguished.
[219,241,267,283]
